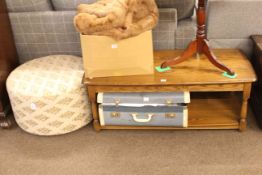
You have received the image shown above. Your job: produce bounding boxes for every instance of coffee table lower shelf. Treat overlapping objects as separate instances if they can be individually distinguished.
[96,93,241,131]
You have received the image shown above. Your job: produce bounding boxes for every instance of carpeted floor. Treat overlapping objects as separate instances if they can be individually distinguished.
[1,110,262,175]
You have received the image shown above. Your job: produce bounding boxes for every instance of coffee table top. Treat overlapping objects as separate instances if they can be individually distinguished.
[84,49,256,86]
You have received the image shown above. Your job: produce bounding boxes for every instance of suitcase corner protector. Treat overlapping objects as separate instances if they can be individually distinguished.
[97,92,104,103]
[98,105,105,126]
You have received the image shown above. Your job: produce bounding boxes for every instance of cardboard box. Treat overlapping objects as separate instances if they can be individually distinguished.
[80,31,154,78]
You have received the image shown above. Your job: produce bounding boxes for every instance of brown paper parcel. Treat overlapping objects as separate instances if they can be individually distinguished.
[80,30,154,78]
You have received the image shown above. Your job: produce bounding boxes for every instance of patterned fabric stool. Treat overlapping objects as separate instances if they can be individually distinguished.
[6,55,92,136]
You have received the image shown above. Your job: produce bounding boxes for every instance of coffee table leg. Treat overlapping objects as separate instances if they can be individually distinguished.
[87,86,101,132]
[240,83,252,131]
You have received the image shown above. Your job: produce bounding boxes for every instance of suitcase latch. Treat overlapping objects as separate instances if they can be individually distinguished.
[166,99,174,106]
[165,113,176,118]
[114,99,120,106]
[111,112,120,118]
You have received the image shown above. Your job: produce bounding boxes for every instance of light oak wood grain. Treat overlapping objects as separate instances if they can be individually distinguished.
[85,50,256,86]
[88,84,244,93]
[84,50,257,132]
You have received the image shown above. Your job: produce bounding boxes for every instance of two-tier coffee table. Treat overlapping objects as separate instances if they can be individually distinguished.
[84,49,256,132]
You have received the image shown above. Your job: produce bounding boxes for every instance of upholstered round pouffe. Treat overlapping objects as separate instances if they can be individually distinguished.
[6,55,92,136]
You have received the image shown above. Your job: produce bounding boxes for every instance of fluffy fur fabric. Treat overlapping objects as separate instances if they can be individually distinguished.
[74,0,159,40]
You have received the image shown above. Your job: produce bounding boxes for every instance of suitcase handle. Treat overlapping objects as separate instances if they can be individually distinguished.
[131,113,154,123]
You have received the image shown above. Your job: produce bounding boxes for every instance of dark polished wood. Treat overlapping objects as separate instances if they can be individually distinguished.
[250,35,262,128]
[85,50,256,132]
[0,0,19,128]
[161,0,235,76]
[0,118,12,129]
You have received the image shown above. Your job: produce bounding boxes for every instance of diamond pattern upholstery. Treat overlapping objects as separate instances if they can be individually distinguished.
[6,55,92,136]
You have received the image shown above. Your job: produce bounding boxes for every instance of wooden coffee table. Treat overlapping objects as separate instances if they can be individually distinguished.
[84,49,256,132]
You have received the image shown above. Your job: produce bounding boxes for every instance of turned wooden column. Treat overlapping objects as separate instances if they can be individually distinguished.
[0,0,19,128]
[197,0,206,54]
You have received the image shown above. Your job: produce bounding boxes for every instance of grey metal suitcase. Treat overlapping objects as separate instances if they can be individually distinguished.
[99,105,188,127]
[97,92,190,106]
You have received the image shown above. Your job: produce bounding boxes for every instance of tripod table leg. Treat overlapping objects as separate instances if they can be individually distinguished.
[161,40,197,68]
[202,39,235,75]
